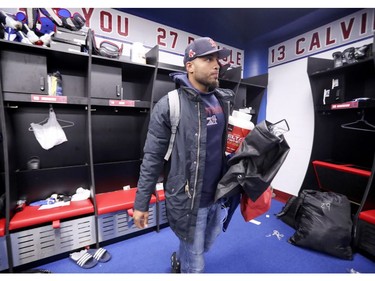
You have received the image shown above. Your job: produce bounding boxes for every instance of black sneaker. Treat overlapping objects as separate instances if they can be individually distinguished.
[170,252,181,273]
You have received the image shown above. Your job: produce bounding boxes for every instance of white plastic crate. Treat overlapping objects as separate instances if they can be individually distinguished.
[0,236,8,271]
[98,204,156,242]
[10,215,96,267]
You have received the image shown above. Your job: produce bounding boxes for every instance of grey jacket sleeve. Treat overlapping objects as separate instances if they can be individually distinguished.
[134,96,171,212]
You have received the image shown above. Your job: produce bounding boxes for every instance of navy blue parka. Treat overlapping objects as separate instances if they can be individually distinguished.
[135,73,235,243]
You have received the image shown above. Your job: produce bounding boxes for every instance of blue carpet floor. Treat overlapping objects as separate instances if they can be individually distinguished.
[32,199,375,274]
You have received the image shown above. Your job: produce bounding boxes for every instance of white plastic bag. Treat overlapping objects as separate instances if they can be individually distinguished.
[30,109,67,150]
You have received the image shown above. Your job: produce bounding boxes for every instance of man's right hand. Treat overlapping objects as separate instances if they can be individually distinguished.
[133,209,149,229]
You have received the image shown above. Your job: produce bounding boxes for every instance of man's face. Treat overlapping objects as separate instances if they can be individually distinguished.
[186,53,220,92]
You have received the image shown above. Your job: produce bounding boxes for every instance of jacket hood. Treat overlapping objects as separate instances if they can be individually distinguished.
[169,72,191,88]
[169,72,235,104]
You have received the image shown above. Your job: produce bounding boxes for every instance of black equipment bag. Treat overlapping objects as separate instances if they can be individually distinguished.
[288,189,353,260]
[275,195,303,229]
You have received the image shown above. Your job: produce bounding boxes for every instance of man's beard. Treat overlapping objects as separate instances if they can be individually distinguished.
[197,76,219,91]
[208,80,219,91]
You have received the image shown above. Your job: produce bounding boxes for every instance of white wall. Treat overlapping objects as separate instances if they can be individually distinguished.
[267,59,314,195]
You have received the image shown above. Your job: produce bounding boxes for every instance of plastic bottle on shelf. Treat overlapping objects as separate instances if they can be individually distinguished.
[131,42,146,64]
[225,110,254,155]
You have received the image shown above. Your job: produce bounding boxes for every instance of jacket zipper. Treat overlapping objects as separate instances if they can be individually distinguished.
[191,104,201,210]
[224,101,231,153]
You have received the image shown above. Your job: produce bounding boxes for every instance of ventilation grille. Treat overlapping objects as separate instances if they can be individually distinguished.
[158,201,168,225]
[98,204,157,242]
[10,215,96,267]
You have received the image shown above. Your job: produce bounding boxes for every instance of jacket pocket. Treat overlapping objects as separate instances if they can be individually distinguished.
[165,175,191,209]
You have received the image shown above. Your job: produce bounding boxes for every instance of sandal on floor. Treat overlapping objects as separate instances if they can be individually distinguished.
[69,249,98,269]
[88,247,111,263]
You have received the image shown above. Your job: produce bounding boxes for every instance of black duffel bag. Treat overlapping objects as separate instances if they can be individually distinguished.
[275,195,303,229]
[288,189,353,260]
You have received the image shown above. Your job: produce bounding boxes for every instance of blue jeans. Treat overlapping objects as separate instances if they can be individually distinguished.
[178,202,223,273]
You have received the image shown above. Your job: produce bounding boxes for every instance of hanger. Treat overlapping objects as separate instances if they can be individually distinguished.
[268,119,290,137]
[28,105,75,131]
[341,110,375,133]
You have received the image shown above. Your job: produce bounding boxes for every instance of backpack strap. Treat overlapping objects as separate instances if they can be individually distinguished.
[164,89,180,161]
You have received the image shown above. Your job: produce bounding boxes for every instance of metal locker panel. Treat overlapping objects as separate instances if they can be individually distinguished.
[91,64,122,99]
[0,236,8,271]
[10,215,96,267]
[0,50,47,94]
[98,204,157,242]
[158,201,168,225]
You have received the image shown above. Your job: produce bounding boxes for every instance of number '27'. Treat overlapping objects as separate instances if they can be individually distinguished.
[157,28,178,48]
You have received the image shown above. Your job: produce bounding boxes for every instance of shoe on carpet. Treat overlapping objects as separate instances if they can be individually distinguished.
[170,252,181,273]
[69,249,98,269]
[88,247,111,263]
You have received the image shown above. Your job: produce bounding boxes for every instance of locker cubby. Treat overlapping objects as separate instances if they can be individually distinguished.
[303,35,375,260]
